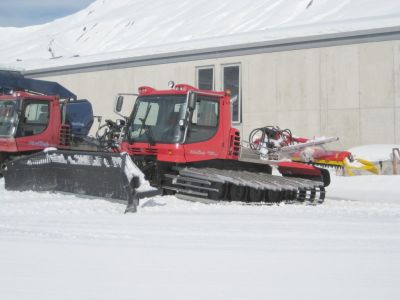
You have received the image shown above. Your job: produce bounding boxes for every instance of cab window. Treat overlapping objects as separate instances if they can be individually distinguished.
[17,101,50,137]
[186,96,219,143]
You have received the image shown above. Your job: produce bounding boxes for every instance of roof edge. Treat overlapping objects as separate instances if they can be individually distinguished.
[23,25,400,78]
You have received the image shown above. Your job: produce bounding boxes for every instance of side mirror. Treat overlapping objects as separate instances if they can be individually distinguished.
[115,95,124,113]
[116,119,126,127]
[188,92,196,111]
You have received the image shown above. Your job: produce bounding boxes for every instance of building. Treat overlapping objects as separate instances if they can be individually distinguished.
[21,25,399,149]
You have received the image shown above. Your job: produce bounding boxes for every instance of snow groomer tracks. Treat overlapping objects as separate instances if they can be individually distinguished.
[164,167,325,204]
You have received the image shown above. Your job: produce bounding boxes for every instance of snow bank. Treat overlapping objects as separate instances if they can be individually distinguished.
[349,144,400,162]
[123,152,155,192]
[329,174,400,203]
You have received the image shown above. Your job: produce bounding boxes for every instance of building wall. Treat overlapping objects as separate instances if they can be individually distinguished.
[39,39,400,149]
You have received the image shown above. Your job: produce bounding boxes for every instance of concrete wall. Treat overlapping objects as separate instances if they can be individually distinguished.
[39,40,400,149]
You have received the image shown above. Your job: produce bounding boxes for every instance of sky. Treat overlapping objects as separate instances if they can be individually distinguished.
[0,0,96,27]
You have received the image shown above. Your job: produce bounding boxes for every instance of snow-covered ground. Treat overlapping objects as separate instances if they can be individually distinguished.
[1,1,399,297]
[1,0,399,71]
[1,172,399,300]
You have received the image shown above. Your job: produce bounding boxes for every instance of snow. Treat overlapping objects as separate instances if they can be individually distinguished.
[329,174,400,204]
[123,152,155,192]
[1,171,400,299]
[0,0,399,71]
[1,0,400,295]
[349,144,400,162]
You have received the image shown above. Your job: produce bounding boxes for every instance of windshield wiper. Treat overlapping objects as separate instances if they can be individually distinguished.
[138,104,155,146]
[144,125,156,146]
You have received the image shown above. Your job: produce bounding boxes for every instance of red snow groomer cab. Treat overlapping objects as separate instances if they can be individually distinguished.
[0,70,96,162]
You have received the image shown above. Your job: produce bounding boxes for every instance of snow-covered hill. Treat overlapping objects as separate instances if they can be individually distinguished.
[0,0,399,71]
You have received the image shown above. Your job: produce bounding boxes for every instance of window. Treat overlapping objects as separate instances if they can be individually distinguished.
[25,102,49,123]
[0,100,18,137]
[222,64,241,123]
[196,67,214,90]
[186,96,219,143]
[17,100,50,137]
[128,95,187,144]
[133,101,159,127]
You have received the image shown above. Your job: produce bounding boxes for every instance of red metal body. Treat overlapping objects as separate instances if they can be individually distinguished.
[0,92,62,155]
[291,147,352,165]
[120,84,240,163]
[312,150,351,162]
[119,84,324,182]
[277,161,323,177]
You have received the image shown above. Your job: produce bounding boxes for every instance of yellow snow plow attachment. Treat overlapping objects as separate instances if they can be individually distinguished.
[343,157,379,176]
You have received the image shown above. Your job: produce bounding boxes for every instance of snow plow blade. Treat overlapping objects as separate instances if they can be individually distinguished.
[3,150,146,213]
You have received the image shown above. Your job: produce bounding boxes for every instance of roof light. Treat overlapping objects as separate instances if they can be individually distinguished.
[138,86,156,95]
[168,81,175,89]
[174,84,196,92]
[138,87,147,94]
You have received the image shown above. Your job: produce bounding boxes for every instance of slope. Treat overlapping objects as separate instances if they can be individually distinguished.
[0,0,399,70]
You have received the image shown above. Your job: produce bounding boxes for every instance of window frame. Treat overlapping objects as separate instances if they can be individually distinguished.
[127,95,187,144]
[196,66,215,91]
[185,95,220,144]
[17,99,50,137]
[221,63,242,124]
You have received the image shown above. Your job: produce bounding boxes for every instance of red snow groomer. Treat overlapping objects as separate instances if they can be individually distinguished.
[0,70,143,211]
[247,126,378,176]
[113,83,330,204]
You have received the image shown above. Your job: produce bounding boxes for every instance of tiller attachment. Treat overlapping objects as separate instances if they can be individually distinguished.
[248,126,378,176]
[3,150,143,213]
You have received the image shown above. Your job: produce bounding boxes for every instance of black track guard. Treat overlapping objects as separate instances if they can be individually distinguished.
[3,150,142,212]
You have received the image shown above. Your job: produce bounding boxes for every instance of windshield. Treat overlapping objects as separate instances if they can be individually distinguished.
[0,100,18,137]
[128,95,186,144]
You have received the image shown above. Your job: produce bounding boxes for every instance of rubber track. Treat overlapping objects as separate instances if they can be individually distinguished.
[164,167,325,204]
